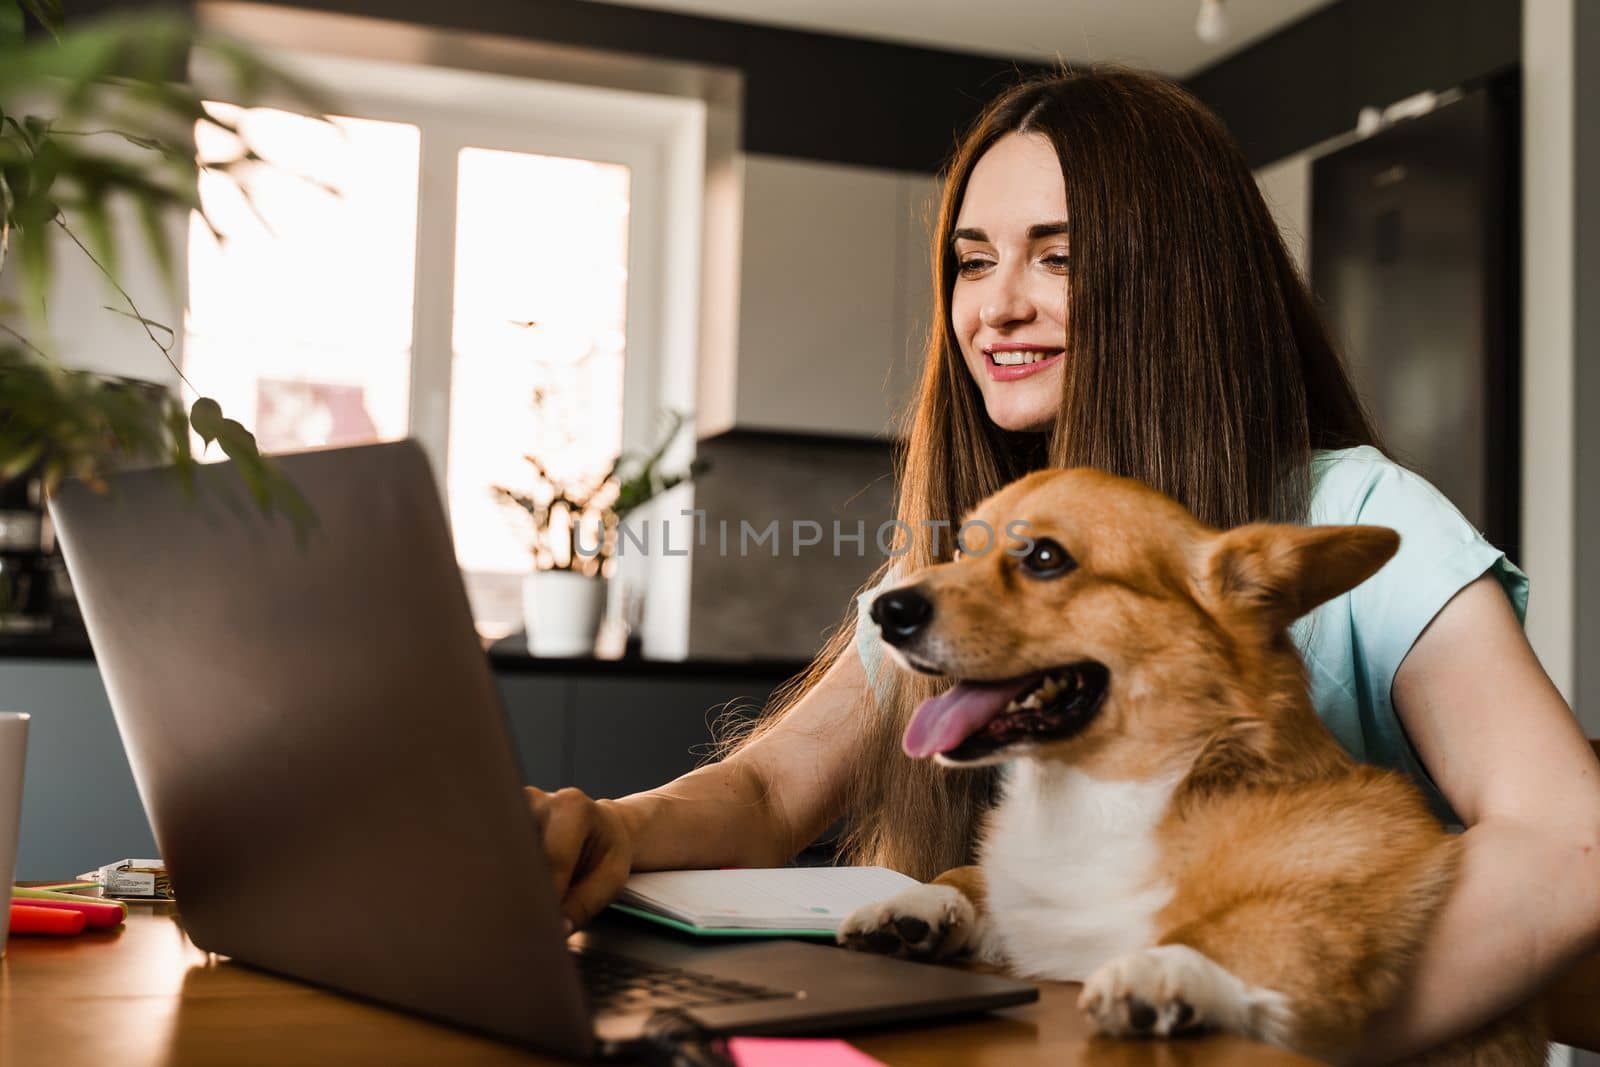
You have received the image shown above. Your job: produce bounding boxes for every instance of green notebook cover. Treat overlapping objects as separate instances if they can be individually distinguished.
[608,902,838,939]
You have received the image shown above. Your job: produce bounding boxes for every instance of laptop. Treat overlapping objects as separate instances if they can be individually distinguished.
[49,439,1036,1059]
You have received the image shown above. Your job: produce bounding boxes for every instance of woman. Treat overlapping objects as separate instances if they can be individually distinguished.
[528,68,1600,1062]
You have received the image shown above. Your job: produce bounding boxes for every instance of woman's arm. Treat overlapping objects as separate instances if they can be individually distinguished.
[529,639,871,927]
[618,642,870,869]
[1356,574,1600,1063]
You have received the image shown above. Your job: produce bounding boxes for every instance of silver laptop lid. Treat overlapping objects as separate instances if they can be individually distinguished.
[50,440,592,1056]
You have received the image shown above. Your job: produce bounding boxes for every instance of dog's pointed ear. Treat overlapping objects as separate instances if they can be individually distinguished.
[1193,523,1400,629]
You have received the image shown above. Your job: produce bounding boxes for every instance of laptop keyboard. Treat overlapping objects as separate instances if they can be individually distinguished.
[573,946,798,1015]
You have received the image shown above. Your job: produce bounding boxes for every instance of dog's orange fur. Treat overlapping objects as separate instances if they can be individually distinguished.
[854,469,1543,1064]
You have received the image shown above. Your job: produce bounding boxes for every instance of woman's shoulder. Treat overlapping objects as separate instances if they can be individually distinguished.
[1305,445,1528,625]
[1306,445,1470,533]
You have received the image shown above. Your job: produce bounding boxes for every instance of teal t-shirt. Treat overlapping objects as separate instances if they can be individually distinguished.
[854,447,1529,823]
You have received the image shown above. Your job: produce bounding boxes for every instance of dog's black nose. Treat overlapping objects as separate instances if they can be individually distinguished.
[871,587,933,645]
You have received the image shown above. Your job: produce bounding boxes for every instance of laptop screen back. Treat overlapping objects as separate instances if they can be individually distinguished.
[50,441,592,1055]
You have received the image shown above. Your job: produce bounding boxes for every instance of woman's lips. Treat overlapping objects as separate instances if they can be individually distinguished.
[984,346,1065,382]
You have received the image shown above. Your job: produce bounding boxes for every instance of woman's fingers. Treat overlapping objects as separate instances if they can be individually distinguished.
[564,844,632,929]
[562,801,634,928]
[525,787,634,930]
[528,787,593,902]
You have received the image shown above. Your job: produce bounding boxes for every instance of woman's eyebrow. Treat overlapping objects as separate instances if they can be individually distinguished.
[949,222,1070,247]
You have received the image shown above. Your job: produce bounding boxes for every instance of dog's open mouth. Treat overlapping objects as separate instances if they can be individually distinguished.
[902,662,1109,762]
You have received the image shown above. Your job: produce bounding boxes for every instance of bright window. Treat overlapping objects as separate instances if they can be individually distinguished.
[182,53,701,652]
[185,105,418,453]
[181,77,681,643]
[448,149,631,599]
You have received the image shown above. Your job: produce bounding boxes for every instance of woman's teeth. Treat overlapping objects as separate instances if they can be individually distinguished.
[990,350,1062,366]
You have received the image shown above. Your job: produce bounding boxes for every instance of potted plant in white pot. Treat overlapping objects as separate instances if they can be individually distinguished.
[494,410,704,657]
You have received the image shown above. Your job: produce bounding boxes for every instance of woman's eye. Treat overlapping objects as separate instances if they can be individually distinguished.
[956,257,994,278]
[1041,253,1071,272]
[1020,537,1076,578]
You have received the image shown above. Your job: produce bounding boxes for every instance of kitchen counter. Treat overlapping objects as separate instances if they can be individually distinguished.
[1,630,811,683]
[2,644,805,881]
[486,634,809,681]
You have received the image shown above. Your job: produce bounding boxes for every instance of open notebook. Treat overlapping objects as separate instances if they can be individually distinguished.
[612,867,923,937]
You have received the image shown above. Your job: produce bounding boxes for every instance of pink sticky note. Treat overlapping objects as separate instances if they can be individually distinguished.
[727,1037,889,1067]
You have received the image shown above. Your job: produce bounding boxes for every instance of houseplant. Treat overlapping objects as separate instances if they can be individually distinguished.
[0,3,323,523]
[494,409,705,657]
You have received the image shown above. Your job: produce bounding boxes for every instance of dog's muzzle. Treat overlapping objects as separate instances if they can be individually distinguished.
[871,587,933,646]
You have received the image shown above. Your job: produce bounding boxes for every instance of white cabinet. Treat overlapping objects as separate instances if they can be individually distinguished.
[892,171,940,436]
[701,154,940,440]
[1254,151,1312,277]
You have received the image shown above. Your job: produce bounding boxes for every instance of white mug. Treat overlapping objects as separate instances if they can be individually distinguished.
[0,712,29,960]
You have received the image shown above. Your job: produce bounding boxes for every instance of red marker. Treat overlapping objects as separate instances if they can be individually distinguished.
[10,895,125,929]
[9,903,88,936]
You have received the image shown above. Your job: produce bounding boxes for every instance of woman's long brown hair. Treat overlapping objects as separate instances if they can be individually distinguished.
[731,67,1379,881]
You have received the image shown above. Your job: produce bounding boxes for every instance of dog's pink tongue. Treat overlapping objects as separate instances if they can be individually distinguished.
[903,678,1036,758]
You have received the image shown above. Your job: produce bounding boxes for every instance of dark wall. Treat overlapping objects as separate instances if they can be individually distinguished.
[689,432,894,660]
[91,0,1526,174]
[1186,0,1521,167]
[180,0,1053,173]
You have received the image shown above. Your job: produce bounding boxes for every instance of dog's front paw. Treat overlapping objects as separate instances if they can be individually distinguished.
[836,883,976,961]
[1079,944,1286,1041]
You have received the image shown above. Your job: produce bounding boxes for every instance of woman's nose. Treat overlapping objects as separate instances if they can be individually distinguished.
[979,268,1036,329]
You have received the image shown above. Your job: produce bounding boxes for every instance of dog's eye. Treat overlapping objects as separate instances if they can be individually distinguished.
[1020,537,1075,578]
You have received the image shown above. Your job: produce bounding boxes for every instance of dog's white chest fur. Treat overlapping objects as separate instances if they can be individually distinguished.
[981,761,1177,981]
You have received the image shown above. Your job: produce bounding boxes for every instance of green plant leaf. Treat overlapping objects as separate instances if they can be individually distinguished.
[1,159,30,215]
[132,190,175,297]
[0,13,333,541]
[20,135,59,213]
[19,0,61,39]
[1,114,33,153]
[73,180,116,284]
[16,204,50,324]
[0,2,23,49]
[166,402,195,493]
[0,438,42,481]
[214,417,256,461]
[189,396,224,444]
[119,131,169,152]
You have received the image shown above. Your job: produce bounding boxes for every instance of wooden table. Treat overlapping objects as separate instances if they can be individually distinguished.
[0,902,1318,1066]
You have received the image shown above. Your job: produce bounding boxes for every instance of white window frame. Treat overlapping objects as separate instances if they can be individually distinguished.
[189,47,707,657]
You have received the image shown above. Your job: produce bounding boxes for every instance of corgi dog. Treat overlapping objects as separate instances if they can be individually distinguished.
[838,468,1542,1065]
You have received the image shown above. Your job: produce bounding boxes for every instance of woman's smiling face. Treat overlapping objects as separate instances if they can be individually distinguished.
[949,131,1071,434]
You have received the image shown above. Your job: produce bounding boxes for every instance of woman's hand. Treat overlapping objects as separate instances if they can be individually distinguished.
[525,786,635,931]
[520,641,871,930]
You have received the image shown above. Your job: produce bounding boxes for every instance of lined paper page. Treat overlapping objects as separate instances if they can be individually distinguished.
[618,867,921,931]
